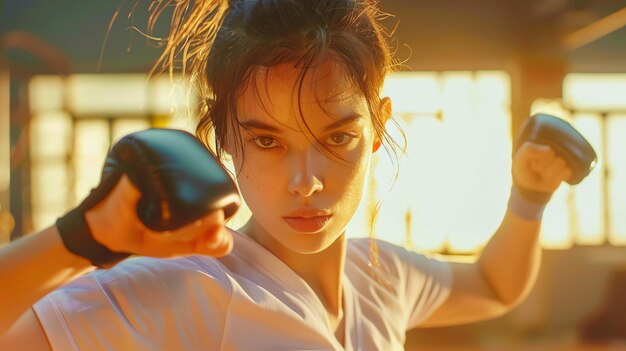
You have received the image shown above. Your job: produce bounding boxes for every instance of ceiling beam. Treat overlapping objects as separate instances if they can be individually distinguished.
[563,6,626,49]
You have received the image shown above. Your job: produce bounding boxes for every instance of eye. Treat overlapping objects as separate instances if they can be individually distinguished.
[250,136,280,149]
[327,132,356,146]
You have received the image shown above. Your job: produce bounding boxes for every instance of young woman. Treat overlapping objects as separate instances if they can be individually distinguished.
[0,0,572,349]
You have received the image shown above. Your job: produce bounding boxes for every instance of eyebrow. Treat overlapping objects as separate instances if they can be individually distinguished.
[240,114,363,133]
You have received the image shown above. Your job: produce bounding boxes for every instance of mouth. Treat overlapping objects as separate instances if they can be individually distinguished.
[283,215,332,233]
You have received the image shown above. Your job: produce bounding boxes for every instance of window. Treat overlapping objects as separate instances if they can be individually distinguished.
[345,71,512,254]
[532,74,626,249]
[30,72,624,254]
[29,74,195,230]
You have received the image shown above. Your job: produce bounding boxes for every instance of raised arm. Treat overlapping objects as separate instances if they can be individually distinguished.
[419,142,570,327]
[0,178,228,336]
[0,129,238,342]
[420,114,596,327]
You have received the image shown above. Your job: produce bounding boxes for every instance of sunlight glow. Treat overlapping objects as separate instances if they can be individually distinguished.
[28,72,625,251]
[564,74,626,110]
[572,115,604,246]
[348,71,512,254]
[532,75,626,249]
[28,111,73,230]
[28,74,198,231]
[607,116,626,245]
[530,100,573,249]
[73,120,109,206]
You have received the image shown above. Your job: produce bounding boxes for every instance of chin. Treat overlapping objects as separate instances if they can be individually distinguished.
[276,225,343,254]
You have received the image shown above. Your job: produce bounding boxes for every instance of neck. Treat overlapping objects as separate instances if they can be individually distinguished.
[240,218,346,316]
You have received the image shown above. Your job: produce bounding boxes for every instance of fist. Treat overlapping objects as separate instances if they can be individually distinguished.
[85,175,233,259]
[512,141,573,194]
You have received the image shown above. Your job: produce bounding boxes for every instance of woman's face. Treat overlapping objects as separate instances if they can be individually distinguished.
[226,58,389,254]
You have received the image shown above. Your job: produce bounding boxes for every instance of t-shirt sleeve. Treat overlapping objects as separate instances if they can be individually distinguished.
[32,256,233,351]
[374,240,453,330]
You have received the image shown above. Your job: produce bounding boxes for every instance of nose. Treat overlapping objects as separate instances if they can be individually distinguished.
[287,146,325,197]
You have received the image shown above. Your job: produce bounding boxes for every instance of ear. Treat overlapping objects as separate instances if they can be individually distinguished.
[372,97,392,153]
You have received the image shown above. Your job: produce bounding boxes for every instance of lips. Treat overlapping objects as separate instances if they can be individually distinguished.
[283,207,332,232]
[284,207,331,218]
[283,215,332,233]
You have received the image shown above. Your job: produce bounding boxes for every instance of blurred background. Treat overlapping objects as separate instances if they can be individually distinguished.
[2,0,626,349]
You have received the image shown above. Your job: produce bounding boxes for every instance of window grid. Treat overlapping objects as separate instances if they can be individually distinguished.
[28,73,626,253]
[29,74,195,231]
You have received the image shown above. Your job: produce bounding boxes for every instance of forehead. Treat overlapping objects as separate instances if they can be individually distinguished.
[235,59,367,130]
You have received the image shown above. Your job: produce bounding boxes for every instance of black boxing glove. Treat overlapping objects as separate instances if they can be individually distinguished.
[512,113,597,204]
[56,129,241,268]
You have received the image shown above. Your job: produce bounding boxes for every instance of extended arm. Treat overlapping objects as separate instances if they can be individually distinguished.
[420,142,572,327]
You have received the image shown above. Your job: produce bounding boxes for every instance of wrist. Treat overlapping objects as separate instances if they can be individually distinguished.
[56,207,130,269]
[45,224,96,272]
[507,185,549,221]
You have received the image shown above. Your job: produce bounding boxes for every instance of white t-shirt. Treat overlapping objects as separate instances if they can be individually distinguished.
[33,230,452,350]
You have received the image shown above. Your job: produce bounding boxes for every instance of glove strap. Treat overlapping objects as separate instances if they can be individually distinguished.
[507,185,550,221]
[56,170,131,268]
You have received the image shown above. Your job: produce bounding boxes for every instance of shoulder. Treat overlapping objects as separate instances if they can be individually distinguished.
[32,256,235,348]
[107,255,232,283]
[93,255,235,297]
[347,237,416,273]
[346,237,451,284]
[346,238,454,329]
[36,255,235,315]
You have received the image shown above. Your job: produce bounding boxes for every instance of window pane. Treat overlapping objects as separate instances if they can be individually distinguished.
[572,114,604,245]
[149,76,198,132]
[476,71,511,107]
[367,115,450,251]
[30,111,72,159]
[29,73,201,236]
[149,76,188,114]
[68,74,149,115]
[530,98,572,121]
[564,74,626,110]
[381,72,441,114]
[112,119,151,143]
[73,120,109,205]
[30,163,68,230]
[367,71,511,254]
[541,184,573,249]
[607,115,626,245]
[29,75,65,113]
[530,99,573,248]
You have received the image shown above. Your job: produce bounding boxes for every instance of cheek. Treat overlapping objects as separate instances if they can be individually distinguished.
[233,154,283,211]
[330,142,372,202]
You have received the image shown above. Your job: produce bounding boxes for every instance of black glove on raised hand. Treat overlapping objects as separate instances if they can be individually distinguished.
[56,129,241,268]
[513,113,597,204]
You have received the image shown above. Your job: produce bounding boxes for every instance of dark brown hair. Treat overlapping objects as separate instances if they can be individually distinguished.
[144,1,406,271]
[146,0,405,173]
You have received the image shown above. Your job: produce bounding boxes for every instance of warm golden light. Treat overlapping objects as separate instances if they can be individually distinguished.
[529,100,572,249]
[572,114,604,246]
[531,73,626,248]
[381,72,441,114]
[112,119,151,144]
[607,115,626,245]
[28,111,72,230]
[564,74,626,110]
[528,100,608,249]
[540,184,573,249]
[28,74,198,231]
[68,74,150,115]
[28,72,626,252]
[347,71,512,254]
[74,120,109,205]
